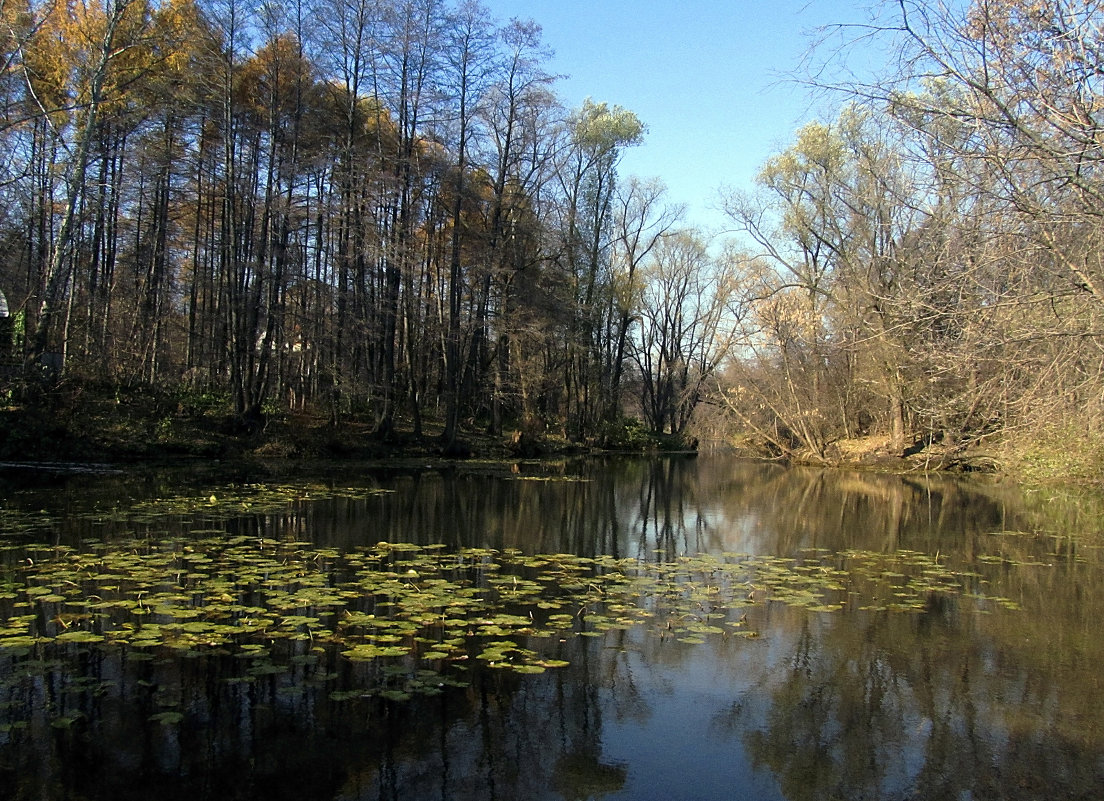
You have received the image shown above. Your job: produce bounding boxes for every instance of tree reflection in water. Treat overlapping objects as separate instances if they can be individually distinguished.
[0,456,1101,800]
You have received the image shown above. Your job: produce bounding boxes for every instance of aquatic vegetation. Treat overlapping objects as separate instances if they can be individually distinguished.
[0,482,394,537]
[0,534,1024,703]
[0,474,1039,733]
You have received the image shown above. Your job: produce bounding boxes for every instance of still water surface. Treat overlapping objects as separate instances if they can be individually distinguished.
[0,455,1102,800]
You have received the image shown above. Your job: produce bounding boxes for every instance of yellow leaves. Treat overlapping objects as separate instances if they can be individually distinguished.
[794,121,843,166]
[572,98,645,153]
[236,32,322,128]
[18,0,155,118]
[144,0,210,93]
[760,120,848,194]
[20,4,69,113]
[753,286,821,347]
[14,0,220,123]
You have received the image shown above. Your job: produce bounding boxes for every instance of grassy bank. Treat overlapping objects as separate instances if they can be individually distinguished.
[755,429,1104,485]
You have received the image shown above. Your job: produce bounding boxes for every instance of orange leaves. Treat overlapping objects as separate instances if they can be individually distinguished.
[237,33,313,121]
[142,0,212,100]
[17,0,154,120]
[13,0,219,124]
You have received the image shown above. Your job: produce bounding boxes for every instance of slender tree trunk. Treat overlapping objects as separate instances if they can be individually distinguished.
[28,0,132,375]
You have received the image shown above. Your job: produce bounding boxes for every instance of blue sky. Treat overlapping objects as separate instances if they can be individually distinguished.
[481,0,876,235]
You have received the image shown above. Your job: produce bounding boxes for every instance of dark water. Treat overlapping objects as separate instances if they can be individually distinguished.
[0,455,1102,800]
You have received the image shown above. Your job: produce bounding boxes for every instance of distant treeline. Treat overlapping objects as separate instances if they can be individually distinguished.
[2,0,1102,473]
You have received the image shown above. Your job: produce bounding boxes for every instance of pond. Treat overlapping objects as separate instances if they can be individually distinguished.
[0,455,1102,800]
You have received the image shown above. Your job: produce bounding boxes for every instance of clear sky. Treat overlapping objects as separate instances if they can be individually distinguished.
[480,0,876,236]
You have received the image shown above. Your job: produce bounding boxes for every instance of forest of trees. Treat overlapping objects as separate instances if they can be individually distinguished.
[717,0,1104,471]
[0,0,738,451]
[1,0,1102,471]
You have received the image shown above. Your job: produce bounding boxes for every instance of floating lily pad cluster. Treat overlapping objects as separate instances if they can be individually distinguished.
[124,483,394,521]
[0,537,1021,680]
[834,548,1022,612]
[0,482,394,537]
[0,506,61,539]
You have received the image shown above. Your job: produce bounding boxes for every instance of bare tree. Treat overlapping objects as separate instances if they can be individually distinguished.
[605,175,682,422]
[629,229,739,437]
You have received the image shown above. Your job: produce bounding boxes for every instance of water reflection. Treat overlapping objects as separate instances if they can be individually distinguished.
[191,458,1025,559]
[0,456,1102,800]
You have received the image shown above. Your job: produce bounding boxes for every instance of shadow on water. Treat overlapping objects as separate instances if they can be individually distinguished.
[0,455,1102,800]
